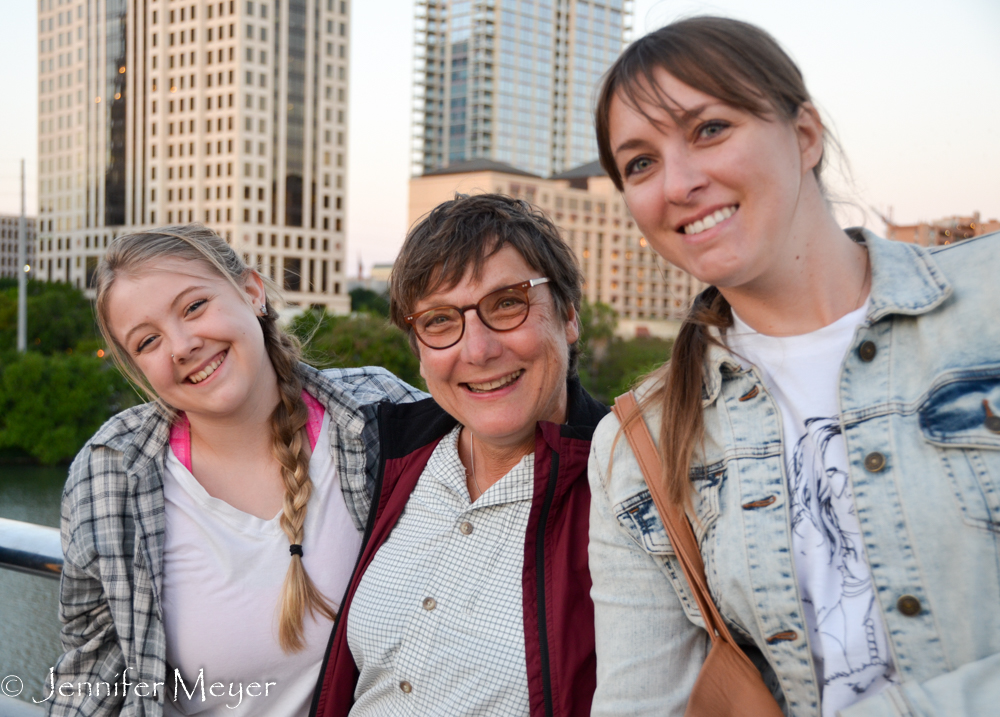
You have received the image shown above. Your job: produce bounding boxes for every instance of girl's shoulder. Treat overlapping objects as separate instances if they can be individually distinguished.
[64,402,169,501]
[300,364,428,412]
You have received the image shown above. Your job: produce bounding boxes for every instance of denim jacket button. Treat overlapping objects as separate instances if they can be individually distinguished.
[858,341,877,362]
[864,451,887,472]
[897,594,922,616]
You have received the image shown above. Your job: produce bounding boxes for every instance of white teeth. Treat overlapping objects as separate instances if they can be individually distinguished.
[188,353,226,384]
[466,370,524,393]
[684,205,736,235]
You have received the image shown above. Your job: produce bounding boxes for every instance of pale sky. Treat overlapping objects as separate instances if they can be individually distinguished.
[2,0,998,272]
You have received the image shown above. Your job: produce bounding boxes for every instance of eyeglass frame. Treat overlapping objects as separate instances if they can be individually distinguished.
[403,277,551,350]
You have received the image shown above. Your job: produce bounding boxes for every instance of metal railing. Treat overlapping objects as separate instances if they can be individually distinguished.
[0,696,45,717]
[0,518,62,580]
[0,518,61,717]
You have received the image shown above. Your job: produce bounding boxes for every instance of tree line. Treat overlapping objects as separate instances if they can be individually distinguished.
[0,283,672,465]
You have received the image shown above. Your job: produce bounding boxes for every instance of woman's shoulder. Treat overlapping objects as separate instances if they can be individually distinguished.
[593,376,664,451]
[590,376,665,500]
[927,230,1000,288]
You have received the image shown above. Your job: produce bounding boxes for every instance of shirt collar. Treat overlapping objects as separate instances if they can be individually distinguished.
[701,229,952,406]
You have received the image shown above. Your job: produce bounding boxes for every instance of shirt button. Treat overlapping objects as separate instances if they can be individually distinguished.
[864,451,887,472]
[897,594,922,616]
[858,341,877,362]
[422,597,437,611]
[399,681,412,694]
[459,521,474,535]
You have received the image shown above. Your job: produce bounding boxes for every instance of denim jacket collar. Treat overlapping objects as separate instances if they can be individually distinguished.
[700,229,953,407]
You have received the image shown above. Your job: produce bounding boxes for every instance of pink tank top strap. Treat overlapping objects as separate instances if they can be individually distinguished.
[169,390,325,473]
[301,390,324,451]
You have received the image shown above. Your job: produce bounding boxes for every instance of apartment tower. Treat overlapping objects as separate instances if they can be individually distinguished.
[36,0,351,311]
[412,0,633,177]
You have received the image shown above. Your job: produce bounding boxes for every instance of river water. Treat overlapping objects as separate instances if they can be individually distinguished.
[0,465,65,705]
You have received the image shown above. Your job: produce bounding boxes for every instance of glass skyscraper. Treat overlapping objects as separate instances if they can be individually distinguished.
[412,0,633,177]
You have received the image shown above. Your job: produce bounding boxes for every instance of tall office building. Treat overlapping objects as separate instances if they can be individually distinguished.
[36,0,351,312]
[411,0,633,178]
[0,216,37,280]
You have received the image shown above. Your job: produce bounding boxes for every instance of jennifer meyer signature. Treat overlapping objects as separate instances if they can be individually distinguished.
[2,668,276,708]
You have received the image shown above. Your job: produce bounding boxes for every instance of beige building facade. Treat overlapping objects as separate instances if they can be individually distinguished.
[36,0,350,311]
[409,159,705,334]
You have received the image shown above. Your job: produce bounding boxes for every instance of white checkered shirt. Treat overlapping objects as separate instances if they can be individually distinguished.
[49,365,425,717]
[347,425,535,717]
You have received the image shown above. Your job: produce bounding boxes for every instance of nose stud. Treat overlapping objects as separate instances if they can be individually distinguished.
[171,354,175,359]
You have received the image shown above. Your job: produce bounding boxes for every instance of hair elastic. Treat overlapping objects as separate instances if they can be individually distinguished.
[289,544,303,558]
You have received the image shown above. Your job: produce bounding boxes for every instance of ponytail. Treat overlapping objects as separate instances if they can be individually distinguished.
[621,287,731,512]
[259,302,337,652]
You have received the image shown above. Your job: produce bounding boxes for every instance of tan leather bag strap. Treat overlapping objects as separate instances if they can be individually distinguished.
[613,391,750,661]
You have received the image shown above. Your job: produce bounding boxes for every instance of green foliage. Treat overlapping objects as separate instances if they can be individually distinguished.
[349,287,390,317]
[291,310,426,392]
[0,279,138,464]
[0,352,135,464]
[577,298,617,365]
[580,336,674,405]
[575,298,673,403]
[0,279,99,355]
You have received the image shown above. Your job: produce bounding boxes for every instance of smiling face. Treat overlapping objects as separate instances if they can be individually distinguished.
[608,70,824,291]
[414,245,580,451]
[106,258,277,422]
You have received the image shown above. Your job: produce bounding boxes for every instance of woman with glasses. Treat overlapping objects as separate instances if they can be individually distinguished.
[310,193,607,717]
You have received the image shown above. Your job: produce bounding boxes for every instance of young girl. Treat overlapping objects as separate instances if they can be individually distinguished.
[587,16,1000,717]
[49,225,422,717]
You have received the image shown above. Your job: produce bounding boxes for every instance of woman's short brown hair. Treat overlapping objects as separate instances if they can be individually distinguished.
[389,193,583,373]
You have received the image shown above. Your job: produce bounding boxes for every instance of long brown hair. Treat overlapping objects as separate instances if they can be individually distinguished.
[595,17,827,509]
[94,223,335,652]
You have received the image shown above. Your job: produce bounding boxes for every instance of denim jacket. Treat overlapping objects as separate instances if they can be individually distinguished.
[588,230,1000,717]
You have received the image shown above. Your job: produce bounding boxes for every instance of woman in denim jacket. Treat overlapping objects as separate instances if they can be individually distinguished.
[587,16,1000,717]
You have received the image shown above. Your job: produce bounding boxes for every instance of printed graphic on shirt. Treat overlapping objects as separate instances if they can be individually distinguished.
[788,416,896,703]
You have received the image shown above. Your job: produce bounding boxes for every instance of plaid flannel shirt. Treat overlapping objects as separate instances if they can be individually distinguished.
[48,365,425,717]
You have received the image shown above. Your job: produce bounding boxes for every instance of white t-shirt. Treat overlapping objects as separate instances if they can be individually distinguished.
[726,303,897,716]
[161,407,361,716]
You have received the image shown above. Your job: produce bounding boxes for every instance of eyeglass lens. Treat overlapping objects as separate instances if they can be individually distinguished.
[414,285,531,348]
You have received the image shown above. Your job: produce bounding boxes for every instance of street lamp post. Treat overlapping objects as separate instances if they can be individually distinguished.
[17,159,27,353]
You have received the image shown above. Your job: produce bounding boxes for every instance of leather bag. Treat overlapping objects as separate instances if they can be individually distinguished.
[613,391,785,717]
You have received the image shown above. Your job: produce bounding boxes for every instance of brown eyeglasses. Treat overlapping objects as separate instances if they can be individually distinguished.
[404,278,551,349]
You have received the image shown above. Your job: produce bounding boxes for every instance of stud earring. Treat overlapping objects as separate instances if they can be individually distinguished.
[260,304,268,316]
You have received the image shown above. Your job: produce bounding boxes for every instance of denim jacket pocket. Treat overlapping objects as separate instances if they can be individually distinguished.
[613,465,726,627]
[919,366,1000,531]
